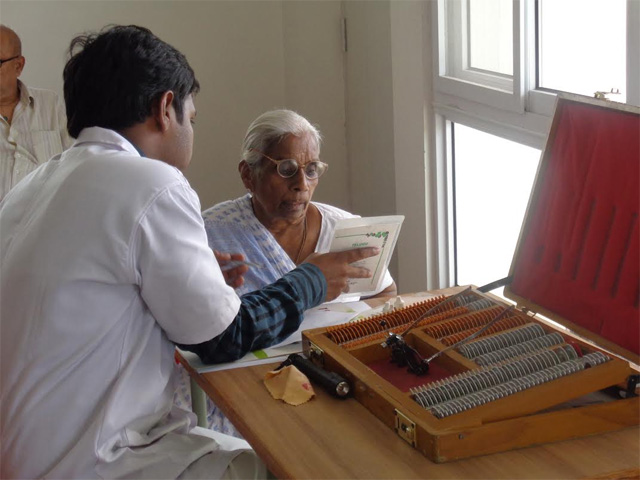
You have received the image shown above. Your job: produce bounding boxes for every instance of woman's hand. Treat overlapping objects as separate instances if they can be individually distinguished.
[214,250,249,289]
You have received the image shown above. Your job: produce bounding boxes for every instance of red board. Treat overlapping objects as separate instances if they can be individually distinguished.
[510,98,639,355]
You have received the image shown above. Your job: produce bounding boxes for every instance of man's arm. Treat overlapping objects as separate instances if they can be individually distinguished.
[179,247,380,363]
[178,263,325,363]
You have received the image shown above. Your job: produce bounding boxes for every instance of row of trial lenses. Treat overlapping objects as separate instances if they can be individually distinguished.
[452,293,477,308]
[411,345,578,408]
[427,351,611,418]
[464,298,496,311]
[440,316,528,347]
[474,332,566,366]
[580,351,610,367]
[457,323,545,359]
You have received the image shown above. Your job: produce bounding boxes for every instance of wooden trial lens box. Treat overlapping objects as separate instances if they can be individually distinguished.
[302,94,640,463]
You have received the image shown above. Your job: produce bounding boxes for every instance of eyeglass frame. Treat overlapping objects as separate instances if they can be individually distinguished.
[0,55,21,67]
[250,149,328,180]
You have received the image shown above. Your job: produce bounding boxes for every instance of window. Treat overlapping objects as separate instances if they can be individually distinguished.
[433,0,637,125]
[469,0,513,76]
[453,124,540,294]
[429,0,637,290]
[537,0,627,102]
[436,0,523,112]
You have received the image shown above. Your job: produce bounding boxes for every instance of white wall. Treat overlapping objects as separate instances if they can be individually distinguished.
[343,1,395,218]
[0,0,349,210]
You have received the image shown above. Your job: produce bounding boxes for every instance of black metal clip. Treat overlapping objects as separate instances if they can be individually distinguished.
[384,333,430,375]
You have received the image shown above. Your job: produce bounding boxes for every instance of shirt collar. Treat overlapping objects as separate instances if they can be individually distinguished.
[17,80,34,107]
[74,127,142,157]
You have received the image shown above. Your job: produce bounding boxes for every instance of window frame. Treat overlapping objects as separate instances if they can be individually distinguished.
[433,0,639,136]
[434,0,525,114]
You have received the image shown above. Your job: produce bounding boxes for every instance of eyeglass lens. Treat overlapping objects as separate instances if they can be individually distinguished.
[277,159,325,179]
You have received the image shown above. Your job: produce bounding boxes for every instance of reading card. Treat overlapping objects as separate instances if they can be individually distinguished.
[329,215,404,296]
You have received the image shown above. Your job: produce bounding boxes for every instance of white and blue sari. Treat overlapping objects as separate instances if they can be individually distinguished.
[174,193,393,436]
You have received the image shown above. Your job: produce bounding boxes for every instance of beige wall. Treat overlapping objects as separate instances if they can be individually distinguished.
[2,0,436,293]
[344,0,433,292]
[1,0,349,211]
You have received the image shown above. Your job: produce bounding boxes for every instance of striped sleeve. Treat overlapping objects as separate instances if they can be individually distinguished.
[178,262,326,363]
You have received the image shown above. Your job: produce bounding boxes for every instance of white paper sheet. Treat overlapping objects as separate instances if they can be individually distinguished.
[180,301,372,373]
[269,301,371,348]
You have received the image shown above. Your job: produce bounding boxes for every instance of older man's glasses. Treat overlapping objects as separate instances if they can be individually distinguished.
[0,55,20,67]
[256,151,328,180]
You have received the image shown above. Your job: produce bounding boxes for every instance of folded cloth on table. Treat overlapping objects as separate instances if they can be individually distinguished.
[264,365,315,406]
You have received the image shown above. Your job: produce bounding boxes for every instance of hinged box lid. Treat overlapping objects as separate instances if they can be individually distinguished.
[505,94,639,363]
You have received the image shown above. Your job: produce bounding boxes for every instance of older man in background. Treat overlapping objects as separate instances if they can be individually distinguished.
[0,24,72,201]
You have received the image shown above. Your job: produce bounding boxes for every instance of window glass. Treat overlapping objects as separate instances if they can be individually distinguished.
[538,0,626,102]
[454,124,540,296]
[469,0,513,75]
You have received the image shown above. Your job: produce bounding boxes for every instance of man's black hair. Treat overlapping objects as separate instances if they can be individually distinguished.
[63,25,200,138]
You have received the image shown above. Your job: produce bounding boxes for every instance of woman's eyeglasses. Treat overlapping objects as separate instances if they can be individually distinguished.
[252,150,328,180]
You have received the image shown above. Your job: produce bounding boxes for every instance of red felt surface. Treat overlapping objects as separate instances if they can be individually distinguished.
[511,100,639,355]
[367,358,453,393]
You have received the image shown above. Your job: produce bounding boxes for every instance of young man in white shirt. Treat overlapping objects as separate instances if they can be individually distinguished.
[0,25,377,479]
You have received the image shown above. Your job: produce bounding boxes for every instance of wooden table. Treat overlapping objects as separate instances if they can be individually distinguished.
[180,355,640,479]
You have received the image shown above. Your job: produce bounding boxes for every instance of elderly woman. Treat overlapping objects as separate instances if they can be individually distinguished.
[204,109,396,298]
[175,109,396,437]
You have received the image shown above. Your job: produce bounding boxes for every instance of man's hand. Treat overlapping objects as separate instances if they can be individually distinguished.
[214,250,249,289]
[304,247,380,301]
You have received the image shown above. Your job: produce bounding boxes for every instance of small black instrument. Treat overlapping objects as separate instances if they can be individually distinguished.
[277,353,350,399]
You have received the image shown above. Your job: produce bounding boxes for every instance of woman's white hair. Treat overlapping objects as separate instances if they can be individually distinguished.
[241,109,322,168]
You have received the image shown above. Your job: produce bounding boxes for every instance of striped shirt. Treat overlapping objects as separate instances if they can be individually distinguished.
[0,81,73,200]
[179,262,326,363]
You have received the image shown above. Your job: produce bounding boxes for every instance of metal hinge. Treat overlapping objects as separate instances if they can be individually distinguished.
[395,409,417,447]
[308,342,325,367]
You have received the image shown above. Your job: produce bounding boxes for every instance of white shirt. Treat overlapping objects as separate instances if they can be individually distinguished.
[0,127,243,479]
[0,81,73,200]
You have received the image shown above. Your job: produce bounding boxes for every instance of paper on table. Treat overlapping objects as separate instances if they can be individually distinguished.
[178,301,371,373]
[329,215,404,296]
[269,301,371,348]
[178,343,303,373]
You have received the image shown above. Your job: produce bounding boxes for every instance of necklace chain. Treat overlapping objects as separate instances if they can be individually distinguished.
[294,216,308,264]
[0,98,17,123]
